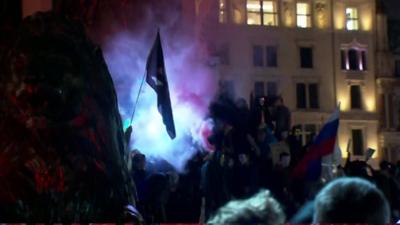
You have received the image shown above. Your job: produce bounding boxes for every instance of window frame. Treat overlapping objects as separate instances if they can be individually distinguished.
[350,85,362,110]
[254,81,265,97]
[293,123,321,146]
[253,45,264,67]
[345,7,359,31]
[267,81,278,96]
[299,47,313,69]
[266,45,278,67]
[296,82,320,110]
[296,83,307,109]
[247,0,262,25]
[246,0,278,26]
[340,47,368,72]
[351,128,364,156]
[308,83,319,109]
[262,0,278,26]
[296,1,312,28]
[254,81,278,97]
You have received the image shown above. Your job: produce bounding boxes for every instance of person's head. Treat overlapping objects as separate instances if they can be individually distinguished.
[236,98,248,110]
[259,97,265,106]
[379,160,391,171]
[132,153,146,171]
[207,189,285,225]
[313,177,390,225]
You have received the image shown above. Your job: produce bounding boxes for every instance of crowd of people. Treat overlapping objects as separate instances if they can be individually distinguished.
[128,94,400,224]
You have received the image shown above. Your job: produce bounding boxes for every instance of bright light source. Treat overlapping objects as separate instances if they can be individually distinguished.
[263,1,275,12]
[346,8,359,30]
[296,3,311,28]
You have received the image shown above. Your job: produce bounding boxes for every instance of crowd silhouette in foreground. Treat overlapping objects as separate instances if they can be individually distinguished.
[129,93,400,224]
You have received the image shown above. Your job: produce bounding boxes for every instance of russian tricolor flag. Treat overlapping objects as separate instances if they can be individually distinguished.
[292,106,340,180]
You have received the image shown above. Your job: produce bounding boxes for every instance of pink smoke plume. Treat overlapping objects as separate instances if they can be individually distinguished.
[102,7,218,171]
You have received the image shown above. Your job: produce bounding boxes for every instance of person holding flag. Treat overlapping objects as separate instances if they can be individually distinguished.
[125,30,176,147]
[291,105,340,181]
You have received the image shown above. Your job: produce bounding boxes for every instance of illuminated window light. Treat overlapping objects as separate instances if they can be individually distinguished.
[247,0,262,25]
[263,1,278,26]
[346,8,359,30]
[247,1,261,10]
[296,2,311,28]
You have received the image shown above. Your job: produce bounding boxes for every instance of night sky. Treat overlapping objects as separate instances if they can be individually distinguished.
[385,0,400,20]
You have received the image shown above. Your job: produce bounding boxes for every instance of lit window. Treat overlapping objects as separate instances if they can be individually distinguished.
[247,0,262,25]
[296,2,311,28]
[346,8,359,30]
[232,0,246,24]
[219,0,227,23]
[263,1,278,26]
[293,124,320,146]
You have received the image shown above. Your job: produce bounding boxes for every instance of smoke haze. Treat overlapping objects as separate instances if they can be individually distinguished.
[101,1,217,171]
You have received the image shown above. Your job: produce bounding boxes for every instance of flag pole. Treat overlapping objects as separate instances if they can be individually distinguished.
[130,71,147,125]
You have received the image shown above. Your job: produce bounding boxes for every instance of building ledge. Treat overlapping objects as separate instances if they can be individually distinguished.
[292,110,332,123]
[340,111,378,121]
[380,131,400,143]
[344,72,367,81]
[381,130,400,135]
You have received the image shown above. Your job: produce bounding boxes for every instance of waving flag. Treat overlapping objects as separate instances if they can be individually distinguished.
[292,106,340,179]
[146,31,176,139]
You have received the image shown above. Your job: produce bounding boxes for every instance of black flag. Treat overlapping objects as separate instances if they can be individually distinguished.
[145,31,176,139]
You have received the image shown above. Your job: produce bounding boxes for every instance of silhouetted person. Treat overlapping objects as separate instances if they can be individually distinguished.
[313,177,390,225]
[251,97,274,132]
[272,96,291,140]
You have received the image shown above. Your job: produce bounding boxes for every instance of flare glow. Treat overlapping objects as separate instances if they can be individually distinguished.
[103,31,217,172]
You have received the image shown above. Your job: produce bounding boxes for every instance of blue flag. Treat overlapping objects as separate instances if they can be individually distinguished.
[146,31,176,139]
